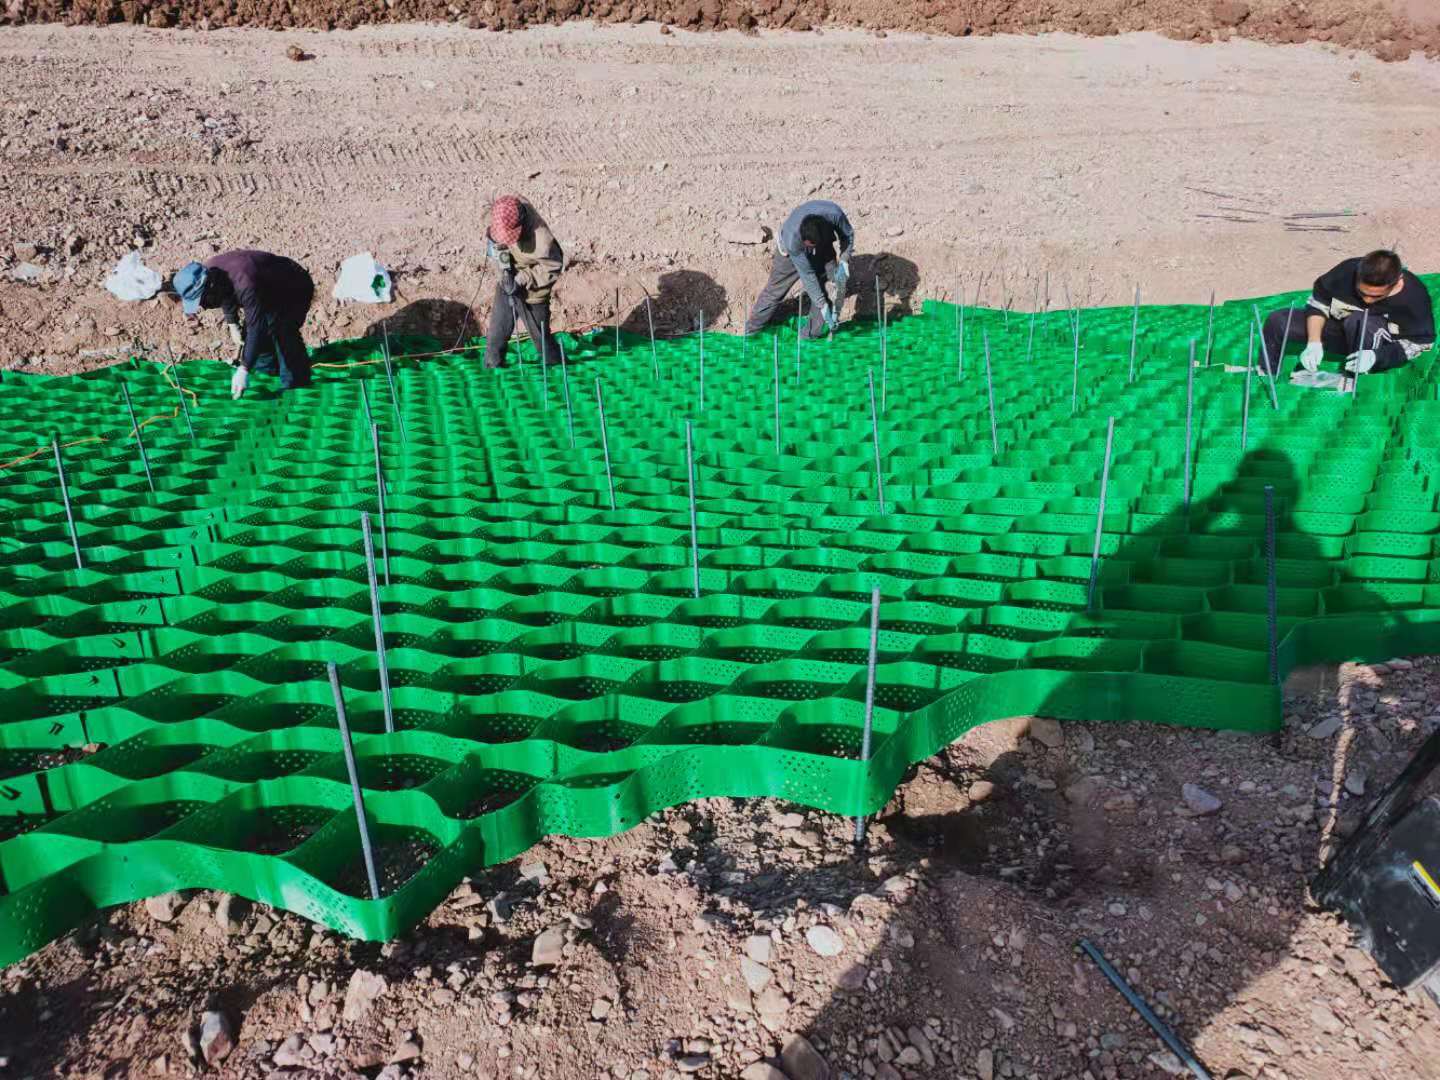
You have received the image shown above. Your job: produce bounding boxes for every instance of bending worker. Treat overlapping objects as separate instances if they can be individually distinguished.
[746,199,854,339]
[172,250,314,399]
[1261,250,1434,376]
[484,194,564,369]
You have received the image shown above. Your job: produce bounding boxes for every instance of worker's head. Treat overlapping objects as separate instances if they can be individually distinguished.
[1356,250,1403,304]
[798,214,836,254]
[490,195,526,247]
[172,262,210,315]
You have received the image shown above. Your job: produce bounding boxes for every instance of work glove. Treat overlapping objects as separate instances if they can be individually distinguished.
[821,303,838,332]
[487,239,513,270]
[227,322,244,348]
[1345,350,1377,374]
[230,366,249,400]
[1299,342,1324,372]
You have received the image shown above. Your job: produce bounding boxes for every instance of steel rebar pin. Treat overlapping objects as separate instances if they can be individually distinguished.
[1129,284,1140,383]
[983,330,999,457]
[509,295,527,375]
[1086,416,1116,614]
[773,336,782,457]
[326,661,382,902]
[1079,940,1213,1080]
[869,276,881,411]
[1071,308,1081,416]
[1274,307,1295,384]
[796,291,804,380]
[698,315,707,412]
[596,377,616,511]
[1250,305,1280,410]
[685,420,701,600]
[868,370,886,514]
[615,287,621,356]
[646,292,659,379]
[1183,340,1196,516]
[52,434,82,570]
[370,422,391,586]
[168,359,197,443]
[1026,308,1037,368]
[558,339,575,449]
[1242,325,1254,452]
[853,585,882,845]
[1265,485,1279,686]
[360,378,373,427]
[958,296,966,381]
[118,379,155,494]
[877,277,887,409]
[360,511,395,734]
[380,323,408,445]
[1352,309,1370,398]
[1204,289,1216,367]
[540,318,550,407]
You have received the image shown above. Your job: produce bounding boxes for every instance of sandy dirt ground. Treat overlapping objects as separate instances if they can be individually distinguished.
[4,21,1440,1080]
[2,23,1440,370]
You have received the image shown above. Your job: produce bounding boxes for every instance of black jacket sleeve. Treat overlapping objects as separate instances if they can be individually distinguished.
[1308,260,1352,318]
[1405,277,1436,346]
[233,278,266,371]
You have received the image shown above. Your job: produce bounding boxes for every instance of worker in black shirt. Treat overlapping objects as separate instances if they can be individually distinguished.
[1260,250,1435,376]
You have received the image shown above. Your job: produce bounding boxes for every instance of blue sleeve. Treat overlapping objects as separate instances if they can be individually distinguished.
[790,252,827,312]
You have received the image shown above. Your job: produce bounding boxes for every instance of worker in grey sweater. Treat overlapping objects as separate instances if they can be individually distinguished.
[745,200,854,339]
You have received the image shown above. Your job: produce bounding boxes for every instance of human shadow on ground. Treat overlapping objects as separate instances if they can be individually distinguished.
[621,270,729,339]
[731,251,922,335]
[850,252,921,321]
[363,299,474,346]
[744,432,1440,1078]
[667,437,1440,1078]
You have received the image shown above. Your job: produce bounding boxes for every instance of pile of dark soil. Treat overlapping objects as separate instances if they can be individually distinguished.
[6,0,1438,62]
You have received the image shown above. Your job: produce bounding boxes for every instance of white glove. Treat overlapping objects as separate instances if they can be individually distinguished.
[822,303,838,331]
[227,322,244,348]
[231,366,249,399]
[1299,342,1324,372]
[1345,350,1376,374]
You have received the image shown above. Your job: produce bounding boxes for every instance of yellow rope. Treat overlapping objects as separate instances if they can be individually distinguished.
[1,324,611,472]
[0,435,107,473]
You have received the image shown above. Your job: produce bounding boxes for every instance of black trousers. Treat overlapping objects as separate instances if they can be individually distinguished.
[1260,306,1408,375]
[745,252,839,338]
[485,283,562,369]
[250,279,314,390]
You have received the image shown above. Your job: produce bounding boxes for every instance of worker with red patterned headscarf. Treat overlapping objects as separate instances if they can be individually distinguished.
[483,194,564,369]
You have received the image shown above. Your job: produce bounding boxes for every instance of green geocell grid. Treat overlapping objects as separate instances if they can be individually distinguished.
[1,277,1438,964]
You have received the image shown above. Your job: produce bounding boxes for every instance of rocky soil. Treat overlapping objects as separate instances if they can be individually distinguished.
[3,23,1440,377]
[3,657,1439,1080]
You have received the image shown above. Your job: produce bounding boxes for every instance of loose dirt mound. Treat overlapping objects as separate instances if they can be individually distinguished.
[8,0,1440,61]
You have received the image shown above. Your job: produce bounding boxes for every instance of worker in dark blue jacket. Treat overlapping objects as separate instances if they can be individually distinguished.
[172,250,315,398]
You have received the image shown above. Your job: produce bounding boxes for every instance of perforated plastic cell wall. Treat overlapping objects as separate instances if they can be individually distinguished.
[2,281,1439,964]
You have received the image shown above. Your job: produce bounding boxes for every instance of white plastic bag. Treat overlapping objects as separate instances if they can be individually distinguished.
[104,251,162,301]
[333,253,392,303]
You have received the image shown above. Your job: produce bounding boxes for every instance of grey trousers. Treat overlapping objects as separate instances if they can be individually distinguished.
[745,252,839,338]
[485,282,562,368]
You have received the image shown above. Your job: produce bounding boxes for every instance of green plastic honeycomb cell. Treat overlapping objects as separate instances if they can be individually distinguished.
[0,280,1437,964]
